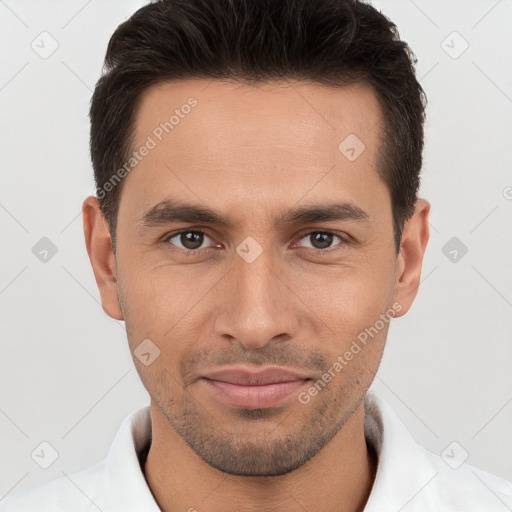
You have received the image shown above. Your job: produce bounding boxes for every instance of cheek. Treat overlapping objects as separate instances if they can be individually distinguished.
[290,258,396,334]
[119,263,215,354]
[117,263,163,345]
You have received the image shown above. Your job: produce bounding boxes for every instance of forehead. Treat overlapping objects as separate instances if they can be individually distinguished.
[121,78,387,223]
[133,78,382,153]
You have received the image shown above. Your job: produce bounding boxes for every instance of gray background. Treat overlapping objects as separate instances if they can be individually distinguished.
[1,0,511,499]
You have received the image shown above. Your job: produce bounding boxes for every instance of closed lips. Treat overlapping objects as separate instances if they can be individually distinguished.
[200,367,311,386]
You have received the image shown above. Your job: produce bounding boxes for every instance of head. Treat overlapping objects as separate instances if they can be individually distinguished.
[84,0,429,477]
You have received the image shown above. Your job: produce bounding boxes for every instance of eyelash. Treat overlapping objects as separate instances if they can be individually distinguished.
[162,229,349,257]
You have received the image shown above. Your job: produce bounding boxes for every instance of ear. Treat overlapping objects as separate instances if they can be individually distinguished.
[392,198,430,317]
[82,196,124,320]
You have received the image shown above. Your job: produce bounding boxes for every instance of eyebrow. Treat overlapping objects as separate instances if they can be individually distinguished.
[136,199,370,230]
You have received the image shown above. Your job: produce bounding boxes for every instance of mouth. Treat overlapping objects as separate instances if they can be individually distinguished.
[199,366,313,409]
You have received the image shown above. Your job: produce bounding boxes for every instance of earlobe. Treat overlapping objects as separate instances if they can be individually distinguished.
[392,199,430,317]
[82,196,124,321]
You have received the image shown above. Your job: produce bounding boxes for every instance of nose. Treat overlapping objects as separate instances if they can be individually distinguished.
[214,245,300,350]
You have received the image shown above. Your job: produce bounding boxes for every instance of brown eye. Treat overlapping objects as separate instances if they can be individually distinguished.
[297,231,345,251]
[165,230,212,251]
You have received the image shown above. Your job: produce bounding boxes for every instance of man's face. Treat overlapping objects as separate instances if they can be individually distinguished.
[99,79,419,476]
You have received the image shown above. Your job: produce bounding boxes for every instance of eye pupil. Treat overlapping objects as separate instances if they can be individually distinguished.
[181,231,203,250]
[311,232,333,249]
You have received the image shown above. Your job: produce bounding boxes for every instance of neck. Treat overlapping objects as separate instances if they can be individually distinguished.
[144,400,377,512]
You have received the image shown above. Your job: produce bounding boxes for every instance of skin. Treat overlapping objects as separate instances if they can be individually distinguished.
[83,78,430,512]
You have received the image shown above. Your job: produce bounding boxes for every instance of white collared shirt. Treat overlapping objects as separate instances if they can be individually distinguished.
[1,391,511,511]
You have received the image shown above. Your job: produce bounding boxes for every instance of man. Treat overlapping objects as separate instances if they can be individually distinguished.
[2,0,511,510]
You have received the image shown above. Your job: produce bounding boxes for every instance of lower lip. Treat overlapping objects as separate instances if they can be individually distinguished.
[201,378,310,409]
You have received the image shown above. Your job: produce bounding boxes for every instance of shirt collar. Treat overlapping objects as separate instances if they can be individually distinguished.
[362,390,439,511]
[104,404,159,511]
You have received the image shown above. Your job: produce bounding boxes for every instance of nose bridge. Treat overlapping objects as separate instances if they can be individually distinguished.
[235,244,278,308]
[215,240,299,348]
